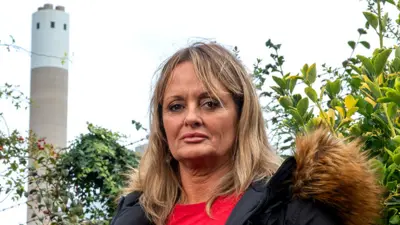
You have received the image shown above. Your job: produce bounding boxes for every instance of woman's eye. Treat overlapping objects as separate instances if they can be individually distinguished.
[168,104,184,112]
[202,100,220,109]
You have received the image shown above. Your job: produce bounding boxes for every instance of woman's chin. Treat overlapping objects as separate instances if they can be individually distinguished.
[173,146,217,161]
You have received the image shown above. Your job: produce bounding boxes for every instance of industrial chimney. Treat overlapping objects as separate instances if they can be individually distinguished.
[27,3,69,224]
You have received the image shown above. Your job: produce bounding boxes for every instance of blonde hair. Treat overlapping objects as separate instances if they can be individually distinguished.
[124,42,281,224]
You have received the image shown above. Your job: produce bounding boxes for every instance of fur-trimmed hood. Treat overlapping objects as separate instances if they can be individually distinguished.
[291,128,383,225]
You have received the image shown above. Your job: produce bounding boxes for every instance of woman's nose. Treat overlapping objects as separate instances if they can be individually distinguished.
[184,106,202,128]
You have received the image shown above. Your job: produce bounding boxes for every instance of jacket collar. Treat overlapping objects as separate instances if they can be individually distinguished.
[225,156,296,225]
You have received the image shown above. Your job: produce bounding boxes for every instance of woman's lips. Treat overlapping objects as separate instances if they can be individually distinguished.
[181,132,208,143]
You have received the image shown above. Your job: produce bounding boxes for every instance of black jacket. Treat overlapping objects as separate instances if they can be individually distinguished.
[111,129,382,225]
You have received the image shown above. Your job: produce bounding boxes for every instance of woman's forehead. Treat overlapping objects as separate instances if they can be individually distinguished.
[163,83,231,101]
[165,62,226,89]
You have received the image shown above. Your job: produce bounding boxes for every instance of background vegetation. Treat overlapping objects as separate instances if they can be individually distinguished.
[253,0,400,223]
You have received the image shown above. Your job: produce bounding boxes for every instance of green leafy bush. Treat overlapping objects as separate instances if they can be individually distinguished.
[253,0,400,223]
[57,123,140,222]
[1,35,143,225]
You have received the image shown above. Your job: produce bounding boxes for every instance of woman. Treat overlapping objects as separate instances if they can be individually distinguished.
[111,42,382,225]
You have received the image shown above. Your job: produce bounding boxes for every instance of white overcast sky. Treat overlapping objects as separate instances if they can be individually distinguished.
[0,0,380,224]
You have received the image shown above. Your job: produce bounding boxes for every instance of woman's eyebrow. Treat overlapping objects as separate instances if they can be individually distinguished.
[164,95,183,102]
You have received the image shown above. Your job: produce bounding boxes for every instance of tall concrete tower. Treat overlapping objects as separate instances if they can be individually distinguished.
[27,3,69,224]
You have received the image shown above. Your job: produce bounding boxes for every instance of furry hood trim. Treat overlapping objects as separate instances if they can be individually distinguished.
[292,128,383,225]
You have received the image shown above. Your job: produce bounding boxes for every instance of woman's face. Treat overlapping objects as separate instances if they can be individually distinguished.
[162,61,238,166]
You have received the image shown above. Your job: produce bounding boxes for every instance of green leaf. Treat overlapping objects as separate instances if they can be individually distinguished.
[392,136,400,145]
[394,153,400,165]
[326,79,341,98]
[317,86,324,103]
[325,80,335,98]
[278,96,293,109]
[370,158,385,181]
[395,46,400,58]
[382,12,389,32]
[390,214,400,224]
[305,87,318,102]
[386,164,399,184]
[374,49,392,75]
[301,64,309,77]
[337,117,352,129]
[357,55,375,76]
[388,102,398,119]
[350,65,362,75]
[296,98,309,116]
[388,180,398,191]
[293,94,302,104]
[348,41,356,50]
[346,107,359,118]
[385,147,395,160]
[363,11,379,29]
[386,90,400,105]
[37,156,45,164]
[357,28,367,35]
[272,76,286,90]
[360,41,370,49]
[332,79,341,95]
[270,86,284,95]
[11,162,18,171]
[385,0,396,5]
[306,63,317,84]
[392,58,400,72]
[330,98,342,107]
[349,124,362,135]
[344,95,358,109]
[288,78,297,94]
[364,79,382,98]
[288,109,304,125]
[395,77,400,92]
[335,106,345,119]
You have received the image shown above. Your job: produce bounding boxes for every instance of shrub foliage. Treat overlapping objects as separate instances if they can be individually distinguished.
[253,0,400,223]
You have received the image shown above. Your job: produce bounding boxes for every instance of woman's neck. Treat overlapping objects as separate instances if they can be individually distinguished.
[178,160,231,204]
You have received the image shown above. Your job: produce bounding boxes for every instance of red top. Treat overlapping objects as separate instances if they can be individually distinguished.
[166,194,242,225]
